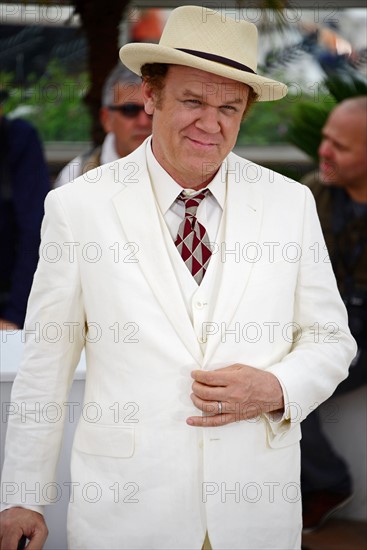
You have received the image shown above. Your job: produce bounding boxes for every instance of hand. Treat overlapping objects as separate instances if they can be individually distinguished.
[187,363,284,427]
[0,508,48,550]
[0,319,20,331]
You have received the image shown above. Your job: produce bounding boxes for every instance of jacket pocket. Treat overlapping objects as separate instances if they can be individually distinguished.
[74,423,135,458]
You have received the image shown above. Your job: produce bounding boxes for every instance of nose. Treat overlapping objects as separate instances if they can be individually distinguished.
[195,106,221,134]
[319,138,332,159]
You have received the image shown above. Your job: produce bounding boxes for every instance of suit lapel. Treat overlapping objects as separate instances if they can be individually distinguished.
[112,149,203,365]
[203,156,263,365]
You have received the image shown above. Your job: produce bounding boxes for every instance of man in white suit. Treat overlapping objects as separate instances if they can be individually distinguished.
[0,6,356,550]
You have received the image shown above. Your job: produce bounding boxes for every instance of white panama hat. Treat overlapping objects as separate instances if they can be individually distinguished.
[120,5,287,102]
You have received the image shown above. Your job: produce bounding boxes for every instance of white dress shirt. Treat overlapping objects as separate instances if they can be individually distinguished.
[146,137,226,243]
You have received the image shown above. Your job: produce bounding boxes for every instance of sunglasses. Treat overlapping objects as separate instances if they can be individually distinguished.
[107,103,146,118]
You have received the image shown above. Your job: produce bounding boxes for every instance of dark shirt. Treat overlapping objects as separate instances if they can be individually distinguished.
[0,117,50,327]
[303,171,367,349]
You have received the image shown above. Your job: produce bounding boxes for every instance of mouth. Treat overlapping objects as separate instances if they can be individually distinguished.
[320,161,336,175]
[186,137,219,149]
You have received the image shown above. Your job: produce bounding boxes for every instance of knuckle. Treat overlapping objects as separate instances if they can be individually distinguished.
[206,374,215,385]
[201,388,211,400]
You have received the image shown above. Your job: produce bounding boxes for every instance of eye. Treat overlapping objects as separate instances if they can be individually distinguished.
[335,143,348,152]
[220,105,238,113]
[183,99,202,107]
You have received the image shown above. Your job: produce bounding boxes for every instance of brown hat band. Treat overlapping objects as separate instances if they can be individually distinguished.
[175,48,256,74]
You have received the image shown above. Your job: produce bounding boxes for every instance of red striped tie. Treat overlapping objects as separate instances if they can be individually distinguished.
[175,190,212,285]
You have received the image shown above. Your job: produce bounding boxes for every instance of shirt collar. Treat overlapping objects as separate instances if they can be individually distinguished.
[146,137,227,215]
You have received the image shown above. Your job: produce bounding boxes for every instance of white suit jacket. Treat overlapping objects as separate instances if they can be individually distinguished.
[2,141,356,550]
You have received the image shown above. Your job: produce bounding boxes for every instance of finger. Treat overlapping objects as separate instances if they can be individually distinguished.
[191,394,239,416]
[1,532,24,550]
[0,510,47,550]
[25,529,48,550]
[191,370,228,387]
[190,394,221,415]
[186,413,234,427]
[191,381,225,401]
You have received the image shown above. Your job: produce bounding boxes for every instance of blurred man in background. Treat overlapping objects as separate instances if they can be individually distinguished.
[0,89,50,329]
[55,65,152,186]
[301,96,367,531]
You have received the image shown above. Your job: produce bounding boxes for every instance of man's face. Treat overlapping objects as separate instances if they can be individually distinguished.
[318,105,367,190]
[100,82,152,158]
[142,65,249,188]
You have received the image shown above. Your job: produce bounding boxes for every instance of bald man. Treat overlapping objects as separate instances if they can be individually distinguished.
[301,96,367,532]
[318,96,367,201]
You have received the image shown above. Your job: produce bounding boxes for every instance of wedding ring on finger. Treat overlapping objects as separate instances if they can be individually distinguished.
[217,401,222,415]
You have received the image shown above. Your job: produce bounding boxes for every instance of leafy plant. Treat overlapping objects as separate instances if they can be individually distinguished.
[286,98,335,159]
[1,60,91,141]
[237,94,298,146]
[287,67,367,160]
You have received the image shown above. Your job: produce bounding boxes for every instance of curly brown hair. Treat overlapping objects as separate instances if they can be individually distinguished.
[140,63,168,109]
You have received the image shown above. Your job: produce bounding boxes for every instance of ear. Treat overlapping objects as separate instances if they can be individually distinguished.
[100,107,113,133]
[141,81,156,116]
